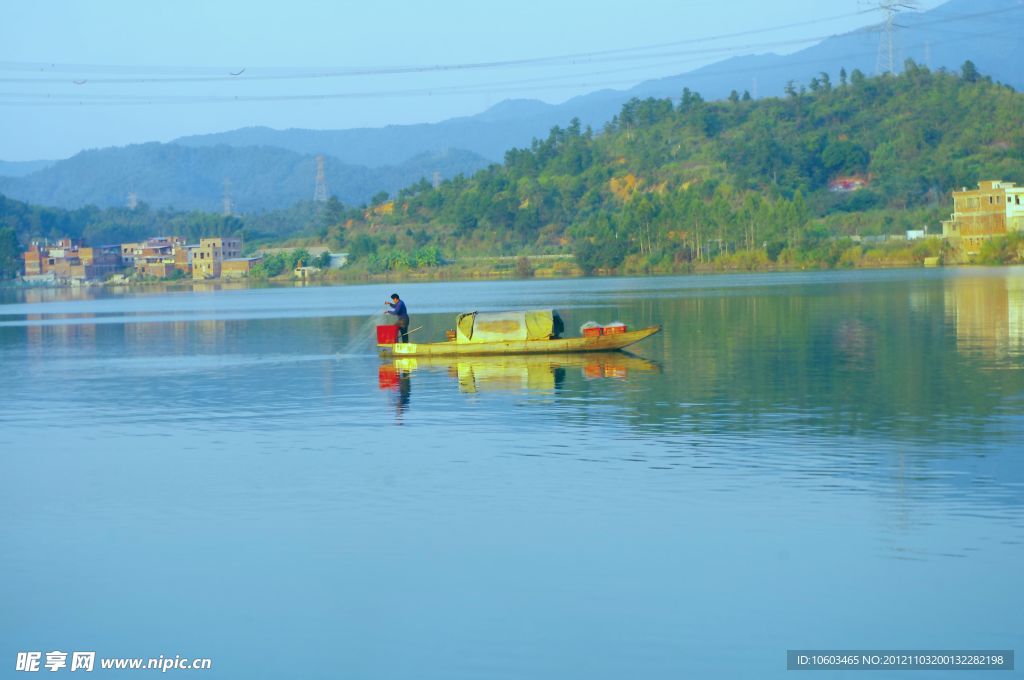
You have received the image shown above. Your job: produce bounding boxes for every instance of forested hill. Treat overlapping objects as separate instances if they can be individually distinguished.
[331,63,1023,269]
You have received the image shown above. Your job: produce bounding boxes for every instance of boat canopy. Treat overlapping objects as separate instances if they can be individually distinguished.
[456,310,563,344]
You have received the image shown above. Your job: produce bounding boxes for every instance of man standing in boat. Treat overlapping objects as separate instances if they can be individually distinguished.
[385,293,410,343]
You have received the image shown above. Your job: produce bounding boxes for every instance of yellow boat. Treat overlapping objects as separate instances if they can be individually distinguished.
[378,309,660,357]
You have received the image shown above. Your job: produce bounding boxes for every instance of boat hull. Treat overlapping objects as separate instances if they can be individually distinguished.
[378,325,661,357]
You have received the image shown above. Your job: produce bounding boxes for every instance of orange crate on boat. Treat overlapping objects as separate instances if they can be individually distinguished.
[603,323,627,335]
[583,326,604,337]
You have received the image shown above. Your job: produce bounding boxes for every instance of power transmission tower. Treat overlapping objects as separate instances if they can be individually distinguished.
[313,155,328,203]
[865,1,919,75]
[222,178,234,217]
[432,171,441,190]
[127,192,138,210]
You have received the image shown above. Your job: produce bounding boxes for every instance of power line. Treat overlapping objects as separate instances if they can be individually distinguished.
[0,34,846,86]
[6,5,1009,86]
[0,34,846,102]
[0,9,881,85]
[5,9,878,73]
[0,7,1019,108]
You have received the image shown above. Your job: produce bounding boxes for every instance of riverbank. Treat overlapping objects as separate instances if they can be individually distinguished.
[4,237,1021,291]
[0,258,991,291]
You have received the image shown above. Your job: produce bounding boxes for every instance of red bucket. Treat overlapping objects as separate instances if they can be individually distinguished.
[376,325,399,345]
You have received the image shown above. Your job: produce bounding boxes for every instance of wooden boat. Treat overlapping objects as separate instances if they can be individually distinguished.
[378,324,660,357]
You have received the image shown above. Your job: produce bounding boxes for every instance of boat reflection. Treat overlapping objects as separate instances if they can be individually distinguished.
[378,352,660,395]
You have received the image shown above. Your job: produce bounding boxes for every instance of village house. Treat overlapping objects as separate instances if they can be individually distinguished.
[174,243,197,276]
[22,239,122,282]
[942,180,1024,257]
[192,237,243,279]
[22,234,249,282]
[221,256,263,278]
[124,236,186,278]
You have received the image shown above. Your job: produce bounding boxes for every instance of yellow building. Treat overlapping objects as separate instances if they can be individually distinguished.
[192,237,243,279]
[942,180,1024,256]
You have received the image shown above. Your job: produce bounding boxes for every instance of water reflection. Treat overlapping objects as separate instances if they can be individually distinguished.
[379,352,661,396]
[944,270,1024,363]
[5,270,1023,449]
[2,270,1022,680]
[378,363,412,420]
[25,315,98,355]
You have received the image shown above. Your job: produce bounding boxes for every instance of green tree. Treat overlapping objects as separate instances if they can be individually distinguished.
[574,236,627,274]
[961,60,980,83]
[348,234,378,262]
[289,248,312,269]
[262,253,287,277]
[515,256,535,278]
[0,227,20,279]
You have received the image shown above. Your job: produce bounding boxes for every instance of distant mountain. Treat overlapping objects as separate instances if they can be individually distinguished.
[5,0,1019,213]
[0,144,489,212]
[0,159,58,177]
[627,0,1022,101]
[173,0,1023,166]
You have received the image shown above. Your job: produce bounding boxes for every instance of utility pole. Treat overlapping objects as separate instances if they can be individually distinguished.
[313,155,328,203]
[865,1,919,75]
[222,178,233,217]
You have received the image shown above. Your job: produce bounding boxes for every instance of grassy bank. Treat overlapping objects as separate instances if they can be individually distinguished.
[255,236,1018,285]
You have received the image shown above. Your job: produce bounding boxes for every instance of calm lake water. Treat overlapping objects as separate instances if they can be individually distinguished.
[1,268,1022,679]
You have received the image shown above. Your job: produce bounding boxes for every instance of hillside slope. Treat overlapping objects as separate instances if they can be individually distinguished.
[330,65,1023,270]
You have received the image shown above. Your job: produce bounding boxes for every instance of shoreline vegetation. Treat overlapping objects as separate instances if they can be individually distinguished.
[5,225,1023,291]
[8,236,1022,292]
[3,63,1024,289]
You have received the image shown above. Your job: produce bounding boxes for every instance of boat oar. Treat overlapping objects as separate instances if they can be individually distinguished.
[405,326,423,336]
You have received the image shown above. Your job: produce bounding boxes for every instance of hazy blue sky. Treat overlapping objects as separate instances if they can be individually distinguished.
[1,0,945,161]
